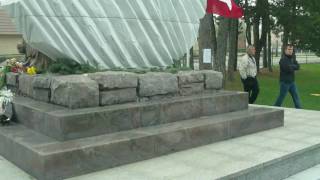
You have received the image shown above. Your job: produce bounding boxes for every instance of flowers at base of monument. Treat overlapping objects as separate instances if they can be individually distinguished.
[0,88,13,126]
[26,66,37,75]
[5,58,37,75]
[0,88,13,107]
[5,58,24,73]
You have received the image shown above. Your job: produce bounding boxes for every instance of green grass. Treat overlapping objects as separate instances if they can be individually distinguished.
[225,64,320,111]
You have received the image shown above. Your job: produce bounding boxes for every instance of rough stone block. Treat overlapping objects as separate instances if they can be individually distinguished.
[138,73,178,97]
[177,71,204,85]
[33,88,50,102]
[88,71,138,90]
[32,75,52,89]
[51,75,99,109]
[202,70,223,90]
[139,94,176,102]
[100,88,137,106]
[179,83,204,96]
[6,72,19,86]
[19,74,36,96]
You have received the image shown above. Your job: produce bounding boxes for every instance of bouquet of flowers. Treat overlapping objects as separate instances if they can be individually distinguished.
[5,58,37,75]
[0,88,13,126]
[6,58,24,73]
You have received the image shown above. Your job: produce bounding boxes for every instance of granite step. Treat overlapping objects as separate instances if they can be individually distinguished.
[0,106,284,180]
[13,91,248,141]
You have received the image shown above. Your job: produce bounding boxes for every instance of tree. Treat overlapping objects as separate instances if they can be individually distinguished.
[189,47,194,70]
[293,0,320,55]
[243,0,254,45]
[253,0,269,72]
[227,19,238,81]
[267,26,273,72]
[227,0,241,81]
[198,14,214,70]
[215,17,230,86]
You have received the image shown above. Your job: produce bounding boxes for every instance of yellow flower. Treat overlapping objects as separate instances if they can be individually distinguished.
[27,66,37,75]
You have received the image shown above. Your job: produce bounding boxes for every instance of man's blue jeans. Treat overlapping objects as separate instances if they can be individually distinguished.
[274,82,302,109]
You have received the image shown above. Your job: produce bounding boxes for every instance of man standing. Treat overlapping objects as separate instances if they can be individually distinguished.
[239,45,259,104]
[274,44,302,108]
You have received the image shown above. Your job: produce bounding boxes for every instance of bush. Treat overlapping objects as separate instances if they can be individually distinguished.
[48,58,98,75]
[48,58,194,75]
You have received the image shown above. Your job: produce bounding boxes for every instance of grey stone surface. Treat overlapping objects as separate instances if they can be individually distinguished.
[139,94,177,102]
[201,92,248,116]
[12,96,65,139]
[177,71,204,85]
[2,106,320,180]
[32,75,52,89]
[100,88,137,106]
[50,75,99,109]
[18,74,36,96]
[31,75,53,102]
[179,83,204,96]
[230,109,284,138]
[202,70,223,89]
[88,71,138,90]
[0,106,284,180]
[138,72,178,97]
[0,124,55,180]
[285,164,320,180]
[6,72,19,86]
[32,88,50,102]
[12,91,248,141]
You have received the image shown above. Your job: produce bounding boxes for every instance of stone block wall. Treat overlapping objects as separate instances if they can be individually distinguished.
[50,75,100,109]
[32,76,52,102]
[177,71,204,96]
[18,74,36,97]
[6,72,19,93]
[6,70,224,109]
[88,72,138,106]
[138,72,178,101]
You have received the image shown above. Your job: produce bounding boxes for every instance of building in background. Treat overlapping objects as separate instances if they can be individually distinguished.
[0,9,22,55]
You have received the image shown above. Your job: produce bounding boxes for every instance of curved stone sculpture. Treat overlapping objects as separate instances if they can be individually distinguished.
[1,0,206,69]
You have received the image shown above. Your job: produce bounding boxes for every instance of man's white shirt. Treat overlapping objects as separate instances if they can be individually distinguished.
[238,54,257,79]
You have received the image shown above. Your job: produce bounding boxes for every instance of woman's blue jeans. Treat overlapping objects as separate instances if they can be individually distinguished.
[274,82,302,109]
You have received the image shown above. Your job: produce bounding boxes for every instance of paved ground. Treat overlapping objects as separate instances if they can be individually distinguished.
[285,164,320,180]
[0,105,320,180]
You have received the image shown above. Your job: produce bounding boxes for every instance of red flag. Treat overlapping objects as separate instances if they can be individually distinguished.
[206,0,244,19]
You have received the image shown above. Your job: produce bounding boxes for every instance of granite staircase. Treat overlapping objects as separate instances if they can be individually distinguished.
[0,91,284,180]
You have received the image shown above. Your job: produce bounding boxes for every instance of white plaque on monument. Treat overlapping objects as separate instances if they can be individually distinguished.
[203,49,212,63]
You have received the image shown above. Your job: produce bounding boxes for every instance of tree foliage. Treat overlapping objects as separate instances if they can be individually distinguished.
[270,0,320,55]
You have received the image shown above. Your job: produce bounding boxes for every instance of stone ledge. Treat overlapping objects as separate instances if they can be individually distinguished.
[138,72,178,97]
[50,75,99,109]
[6,72,19,87]
[13,91,248,141]
[10,70,224,108]
[202,70,223,90]
[88,71,138,90]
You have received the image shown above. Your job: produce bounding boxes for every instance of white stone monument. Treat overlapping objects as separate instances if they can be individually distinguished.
[1,0,206,69]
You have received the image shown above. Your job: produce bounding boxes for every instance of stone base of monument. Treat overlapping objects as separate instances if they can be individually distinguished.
[12,91,248,141]
[0,96,283,180]
[0,71,284,180]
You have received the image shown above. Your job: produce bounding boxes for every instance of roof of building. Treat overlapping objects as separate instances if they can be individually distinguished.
[0,9,20,35]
